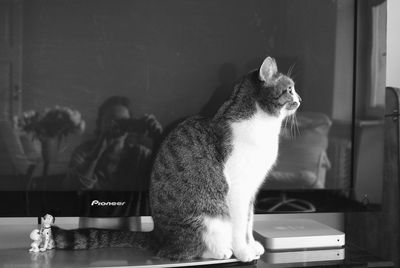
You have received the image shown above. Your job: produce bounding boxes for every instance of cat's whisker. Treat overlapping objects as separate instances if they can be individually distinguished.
[288,114,299,140]
[294,114,300,137]
[288,115,295,140]
[292,115,297,139]
[290,114,295,139]
[284,116,289,134]
[287,117,293,139]
[287,63,296,78]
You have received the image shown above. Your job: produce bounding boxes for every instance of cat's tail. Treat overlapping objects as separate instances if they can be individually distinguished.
[51,226,151,250]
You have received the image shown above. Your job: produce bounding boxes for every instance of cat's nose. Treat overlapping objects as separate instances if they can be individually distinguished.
[297,95,302,102]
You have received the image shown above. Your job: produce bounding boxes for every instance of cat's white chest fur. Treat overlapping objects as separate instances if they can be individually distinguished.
[224,105,282,191]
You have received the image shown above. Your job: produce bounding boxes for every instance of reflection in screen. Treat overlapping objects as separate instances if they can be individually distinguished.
[0,0,356,193]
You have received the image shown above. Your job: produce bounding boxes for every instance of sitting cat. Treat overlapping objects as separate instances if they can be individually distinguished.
[50,56,301,263]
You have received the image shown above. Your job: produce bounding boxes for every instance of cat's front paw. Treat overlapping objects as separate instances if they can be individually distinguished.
[233,245,259,262]
[202,248,233,260]
[250,241,265,256]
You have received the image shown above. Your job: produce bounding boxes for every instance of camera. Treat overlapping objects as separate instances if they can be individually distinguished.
[108,118,146,137]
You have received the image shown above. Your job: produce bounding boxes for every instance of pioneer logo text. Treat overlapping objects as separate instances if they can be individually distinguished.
[90,200,126,206]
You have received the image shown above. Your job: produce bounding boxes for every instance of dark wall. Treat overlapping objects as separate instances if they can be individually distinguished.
[22,0,339,138]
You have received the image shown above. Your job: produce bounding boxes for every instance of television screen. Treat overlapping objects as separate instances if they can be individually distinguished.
[0,0,386,216]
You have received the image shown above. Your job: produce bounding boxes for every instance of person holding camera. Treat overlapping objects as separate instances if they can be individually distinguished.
[64,96,162,191]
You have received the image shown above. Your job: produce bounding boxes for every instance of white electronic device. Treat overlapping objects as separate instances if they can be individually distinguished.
[253,219,345,251]
[262,248,345,264]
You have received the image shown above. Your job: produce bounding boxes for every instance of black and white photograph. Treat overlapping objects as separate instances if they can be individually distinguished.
[0,0,398,267]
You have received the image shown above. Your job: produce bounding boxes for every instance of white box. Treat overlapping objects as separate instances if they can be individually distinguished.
[262,248,345,264]
[254,219,345,251]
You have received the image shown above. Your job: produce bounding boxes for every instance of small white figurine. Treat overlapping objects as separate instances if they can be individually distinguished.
[39,214,55,252]
[29,229,42,253]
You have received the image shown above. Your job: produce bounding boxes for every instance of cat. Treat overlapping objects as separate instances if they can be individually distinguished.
[49,56,301,263]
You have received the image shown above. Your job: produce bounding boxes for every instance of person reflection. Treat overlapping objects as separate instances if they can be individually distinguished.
[65,96,162,190]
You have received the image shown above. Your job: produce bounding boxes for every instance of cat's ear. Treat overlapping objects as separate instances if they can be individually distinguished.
[259,57,278,84]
